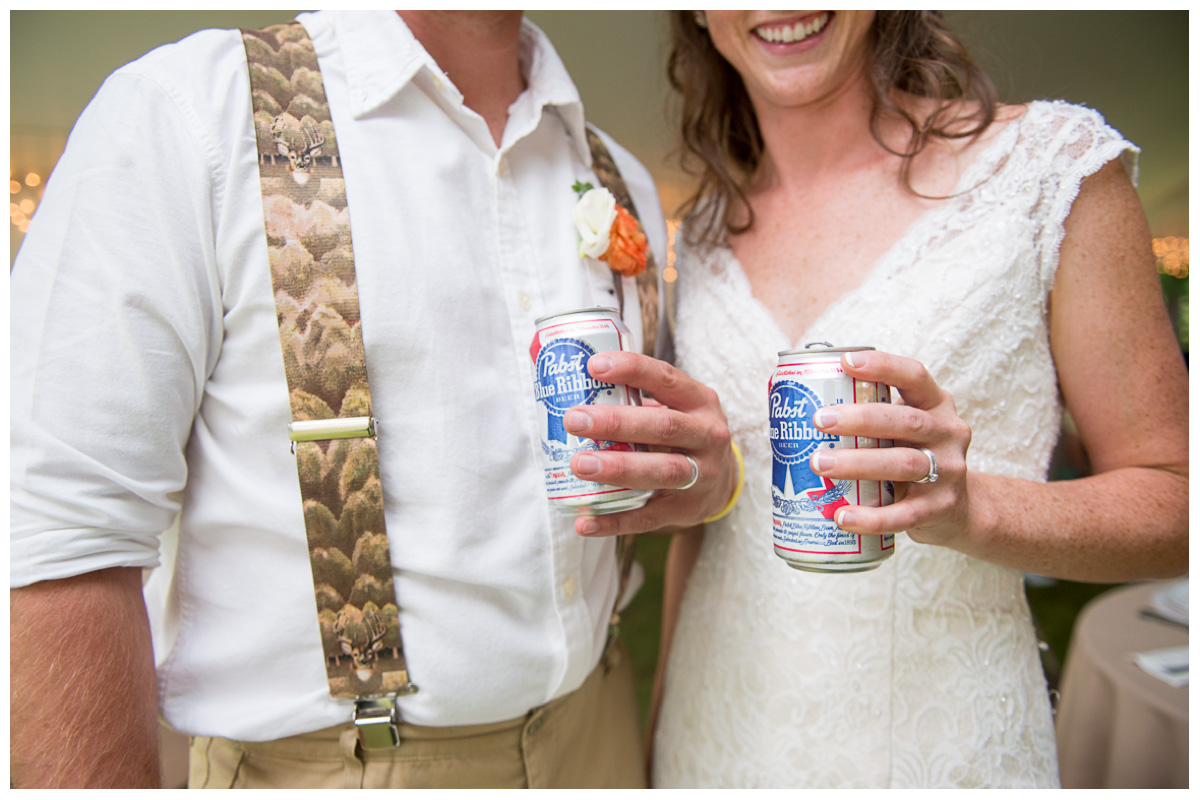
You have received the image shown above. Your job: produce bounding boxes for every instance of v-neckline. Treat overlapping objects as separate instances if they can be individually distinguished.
[719,104,1033,350]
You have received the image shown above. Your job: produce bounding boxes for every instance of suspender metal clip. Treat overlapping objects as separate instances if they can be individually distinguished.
[289,416,376,453]
[353,695,400,750]
[353,680,418,749]
[289,416,376,442]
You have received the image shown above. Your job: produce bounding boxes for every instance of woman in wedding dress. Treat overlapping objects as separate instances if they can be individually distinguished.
[650,11,1187,788]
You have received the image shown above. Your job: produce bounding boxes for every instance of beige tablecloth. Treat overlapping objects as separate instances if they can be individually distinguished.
[1055,580,1188,788]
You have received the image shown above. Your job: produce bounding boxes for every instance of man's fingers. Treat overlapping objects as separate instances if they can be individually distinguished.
[575,492,694,537]
[570,450,697,491]
[564,403,708,451]
[589,351,715,413]
[564,350,737,533]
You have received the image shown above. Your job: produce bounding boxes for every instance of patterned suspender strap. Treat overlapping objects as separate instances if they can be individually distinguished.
[584,127,672,636]
[241,22,661,742]
[241,22,414,749]
[584,126,667,361]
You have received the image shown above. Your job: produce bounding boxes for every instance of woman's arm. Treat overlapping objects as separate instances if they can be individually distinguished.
[645,526,705,773]
[975,157,1187,579]
[811,159,1188,582]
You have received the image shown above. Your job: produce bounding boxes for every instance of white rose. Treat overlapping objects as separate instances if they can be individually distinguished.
[571,187,617,259]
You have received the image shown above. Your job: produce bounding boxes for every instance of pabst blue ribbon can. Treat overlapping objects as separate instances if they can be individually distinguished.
[530,307,652,514]
[769,343,895,572]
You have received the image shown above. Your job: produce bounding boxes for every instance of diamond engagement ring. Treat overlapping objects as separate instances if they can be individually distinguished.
[913,447,939,484]
[679,455,700,490]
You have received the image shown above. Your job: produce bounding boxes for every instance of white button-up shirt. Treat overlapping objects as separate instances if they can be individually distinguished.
[10,10,667,740]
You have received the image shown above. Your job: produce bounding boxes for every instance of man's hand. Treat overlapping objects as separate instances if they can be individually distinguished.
[564,351,738,536]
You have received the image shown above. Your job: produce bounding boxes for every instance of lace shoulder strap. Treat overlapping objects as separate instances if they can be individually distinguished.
[1017,102,1139,286]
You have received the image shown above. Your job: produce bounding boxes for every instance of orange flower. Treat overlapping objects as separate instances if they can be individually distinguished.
[601,205,648,277]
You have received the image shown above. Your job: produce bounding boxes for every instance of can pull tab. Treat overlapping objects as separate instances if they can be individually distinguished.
[804,341,834,350]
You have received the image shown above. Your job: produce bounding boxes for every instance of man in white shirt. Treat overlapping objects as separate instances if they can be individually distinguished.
[10,11,738,788]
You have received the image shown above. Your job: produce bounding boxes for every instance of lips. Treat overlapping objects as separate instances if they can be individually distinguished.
[753,12,831,46]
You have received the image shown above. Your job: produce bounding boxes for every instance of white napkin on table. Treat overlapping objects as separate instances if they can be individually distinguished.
[1132,646,1189,688]
[1151,579,1188,626]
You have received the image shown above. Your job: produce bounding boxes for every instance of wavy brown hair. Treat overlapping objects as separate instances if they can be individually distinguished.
[668,11,997,246]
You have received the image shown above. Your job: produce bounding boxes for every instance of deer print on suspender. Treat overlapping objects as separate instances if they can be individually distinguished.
[332,604,396,691]
[242,22,414,710]
[270,116,325,184]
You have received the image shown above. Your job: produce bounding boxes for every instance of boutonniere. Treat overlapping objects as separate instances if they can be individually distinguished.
[570,181,648,277]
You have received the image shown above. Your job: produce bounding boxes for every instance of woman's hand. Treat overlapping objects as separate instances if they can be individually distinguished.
[563,352,738,536]
[809,349,974,547]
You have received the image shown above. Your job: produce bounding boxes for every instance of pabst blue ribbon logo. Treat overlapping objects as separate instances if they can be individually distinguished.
[769,380,838,496]
[533,337,611,443]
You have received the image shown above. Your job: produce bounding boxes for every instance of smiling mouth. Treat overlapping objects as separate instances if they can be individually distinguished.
[753,12,831,45]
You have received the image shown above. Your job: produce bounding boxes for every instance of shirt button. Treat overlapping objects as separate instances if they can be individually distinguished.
[432,75,445,92]
[517,291,531,310]
[563,577,577,598]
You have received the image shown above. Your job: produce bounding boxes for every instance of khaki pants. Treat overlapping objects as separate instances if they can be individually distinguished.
[188,639,645,788]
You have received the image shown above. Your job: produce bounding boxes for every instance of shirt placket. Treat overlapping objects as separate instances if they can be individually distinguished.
[491,144,595,694]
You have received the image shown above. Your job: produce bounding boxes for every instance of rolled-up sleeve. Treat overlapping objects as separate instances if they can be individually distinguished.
[11,67,224,587]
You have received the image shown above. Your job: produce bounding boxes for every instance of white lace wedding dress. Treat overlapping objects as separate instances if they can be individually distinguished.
[652,102,1137,789]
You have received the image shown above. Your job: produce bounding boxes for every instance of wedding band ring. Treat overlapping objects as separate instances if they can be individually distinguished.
[913,448,939,484]
[678,456,700,491]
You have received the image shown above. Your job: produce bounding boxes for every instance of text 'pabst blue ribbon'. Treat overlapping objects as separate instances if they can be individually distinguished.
[769,382,837,495]
[534,338,608,443]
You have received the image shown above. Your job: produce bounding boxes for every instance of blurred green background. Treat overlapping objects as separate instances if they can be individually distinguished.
[10,8,1188,738]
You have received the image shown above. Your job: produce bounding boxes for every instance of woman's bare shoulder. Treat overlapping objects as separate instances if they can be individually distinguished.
[904,100,1027,194]
[946,100,1027,140]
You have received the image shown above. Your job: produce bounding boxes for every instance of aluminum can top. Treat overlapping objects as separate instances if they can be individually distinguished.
[779,342,875,358]
[534,306,620,327]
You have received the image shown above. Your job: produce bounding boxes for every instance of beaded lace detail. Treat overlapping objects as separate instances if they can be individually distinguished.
[652,102,1137,788]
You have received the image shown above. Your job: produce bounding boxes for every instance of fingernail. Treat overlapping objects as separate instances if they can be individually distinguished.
[564,410,592,433]
[588,355,613,375]
[813,408,838,428]
[844,351,863,369]
[578,517,599,535]
[835,509,856,528]
[812,452,835,472]
[575,454,601,476]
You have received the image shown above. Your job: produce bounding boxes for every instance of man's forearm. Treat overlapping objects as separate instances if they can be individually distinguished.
[11,567,162,788]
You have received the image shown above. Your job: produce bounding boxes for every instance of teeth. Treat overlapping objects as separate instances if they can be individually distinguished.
[756,12,829,45]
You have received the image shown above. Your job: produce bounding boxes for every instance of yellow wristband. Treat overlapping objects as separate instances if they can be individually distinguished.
[703,439,744,524]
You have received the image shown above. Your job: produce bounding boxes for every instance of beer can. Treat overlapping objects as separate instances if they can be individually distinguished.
[529,307,652,514]
[769,343,895,572]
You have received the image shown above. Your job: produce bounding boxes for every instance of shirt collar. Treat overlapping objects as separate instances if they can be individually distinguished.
[319,11,591,165]
[516,18,590,164]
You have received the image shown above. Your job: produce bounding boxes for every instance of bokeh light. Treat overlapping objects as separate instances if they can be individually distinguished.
[665,219,680,283]
[10,165,46,236]
[1152,237,1188,278]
